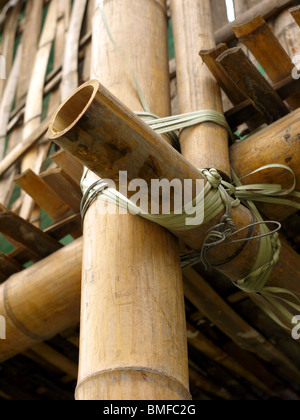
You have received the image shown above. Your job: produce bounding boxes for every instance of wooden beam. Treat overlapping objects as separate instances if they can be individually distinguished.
[184,268,300,384]
[0,254,22,284]
[40,168,82,213]
[217,47,290,124]
[187,322,275,396]
[232,15,300,110]
[0,208,62,259]
[15,169,73,222]
[214,0,297,45]
[171,0,230,178]
[50,150,83,186]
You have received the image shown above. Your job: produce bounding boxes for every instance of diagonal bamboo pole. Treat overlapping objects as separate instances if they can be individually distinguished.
[75,0,190,401]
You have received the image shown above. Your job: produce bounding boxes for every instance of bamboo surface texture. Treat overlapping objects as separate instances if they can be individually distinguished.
[75,0,190,401]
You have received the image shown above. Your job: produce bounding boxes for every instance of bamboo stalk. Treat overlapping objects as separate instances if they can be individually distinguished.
[171,0,230,178]
[0,0,43,208]
[230,108,300,221]
[215,0,296,44]
[61,0,87,101]
[0,238,82,363]
[19,0,58,221]
[0,44,22,159]
[74,0,190,401]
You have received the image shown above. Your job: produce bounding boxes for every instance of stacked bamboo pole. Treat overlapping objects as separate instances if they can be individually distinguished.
[75,0,190,401]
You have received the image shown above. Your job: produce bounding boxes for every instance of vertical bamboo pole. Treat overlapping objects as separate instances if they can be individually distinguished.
[171,0,230,179]
[76,0,190,401]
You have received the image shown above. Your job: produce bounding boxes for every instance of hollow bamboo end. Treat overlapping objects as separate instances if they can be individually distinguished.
[47,79,100,140]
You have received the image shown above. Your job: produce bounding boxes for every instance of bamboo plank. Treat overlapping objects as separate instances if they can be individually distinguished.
[0,0,43,208]
[6,213,82,268]
[226,74,300,129]
[0,208,62,259]
[199,44,246,106]
[186,322,274,396]
[48,0,71,115]
[16,0,43,105]
[0,43,22,159]
[43,213,82,241]
[30,343,78,379]
[215,0,296,44]
[223,341,300,400]
[217,47,290,124]
[41,168,82,213]
[290,5,300,26]
[20,0,58,221]
[183,268,300,384]
[61,0,87,101]
[232,15,300,110]
[0,117,50,178]
[50,150,83,186]
[0,254,22,284]
[0,1,22,99]
[15,169,73,222]
[189,368,233,400]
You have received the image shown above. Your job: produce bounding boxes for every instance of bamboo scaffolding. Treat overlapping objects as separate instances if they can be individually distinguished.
[74,0,189,401]
[48,83,300,296]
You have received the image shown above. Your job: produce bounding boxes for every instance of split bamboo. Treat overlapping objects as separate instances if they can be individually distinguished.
[20,0,58,222]
[75,0,190,401]
[232,15,300,110]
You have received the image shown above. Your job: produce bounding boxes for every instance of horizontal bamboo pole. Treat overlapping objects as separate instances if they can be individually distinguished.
[48,81,300,294]
[0,238,82,363]
[214,0,296,44]
[230,108,300,221]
